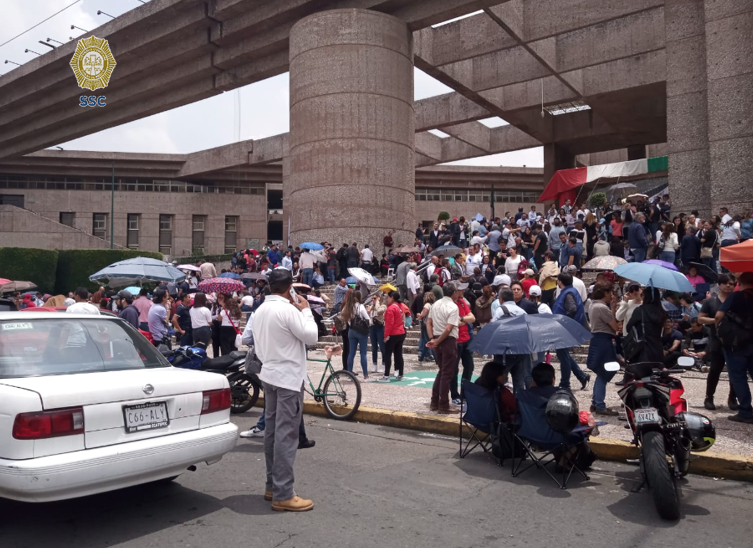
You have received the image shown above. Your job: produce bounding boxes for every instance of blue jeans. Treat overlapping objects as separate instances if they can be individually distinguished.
[659,250,675,264]
[418,323,436,361]
[557,348,587,390]
[723,346,753,418]
[592,374,608,410]
[347,329,369,377]
[369,324,386,366]
[559,247,568,268]
[632,247,647,263]
[302,268,314,287]
[327,268,336,283]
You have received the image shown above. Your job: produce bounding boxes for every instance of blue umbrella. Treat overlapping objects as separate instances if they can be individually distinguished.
[474,213,484,222]
[614,263,694,292]
[124,286,141,295]
[89,257,186,286]
[300,242,324,251]
[345,276,358,284]
[219,272,241,279]
[468,314,593,355]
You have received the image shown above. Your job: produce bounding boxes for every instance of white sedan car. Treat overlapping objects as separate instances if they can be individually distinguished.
[0,312,238,502]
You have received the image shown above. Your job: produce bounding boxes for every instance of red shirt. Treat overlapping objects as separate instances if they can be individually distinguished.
[384,303,406,338]
[456,298,471,344]
[521,277,537,297]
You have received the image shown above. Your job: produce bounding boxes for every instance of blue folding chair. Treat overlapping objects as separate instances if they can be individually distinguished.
[511,390,592,489]
[459,380,498,459]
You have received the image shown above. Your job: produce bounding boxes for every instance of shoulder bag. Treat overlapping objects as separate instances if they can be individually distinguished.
[350,306,370,336]
[224,308,243,349]
[622,308,645,362]
[718,292,753,350]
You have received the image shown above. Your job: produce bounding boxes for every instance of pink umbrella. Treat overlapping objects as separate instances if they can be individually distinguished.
[0,278,11,286]
[643,259,679,272]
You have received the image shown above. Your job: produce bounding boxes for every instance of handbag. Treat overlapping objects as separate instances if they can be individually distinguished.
[622,308,645,362]
[244,344,263,374]
[224,308,243,348]
[350,306,370,336]
[700,246,713,259]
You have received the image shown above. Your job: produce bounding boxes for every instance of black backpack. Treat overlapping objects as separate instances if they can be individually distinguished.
[718,291,753,350]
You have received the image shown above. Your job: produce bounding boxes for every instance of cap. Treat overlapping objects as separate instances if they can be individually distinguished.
[116,290,132,299]
[528,285,542,297]
[524,269,535,277]
[566,265,579,273]
[268,267,293,287]
[492,274,512,287]
[64,298,75,306]
[456,282,469,291]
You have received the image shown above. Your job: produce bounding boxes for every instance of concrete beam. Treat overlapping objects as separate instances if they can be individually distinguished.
[441,121,491,151]
[414,92,490,132]
[248,134,289,165]
[414,132,444,161]
[178,139,254,178]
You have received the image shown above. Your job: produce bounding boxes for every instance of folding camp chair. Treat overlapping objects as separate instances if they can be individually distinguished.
[459,379,498,459]
[511,390,591,489]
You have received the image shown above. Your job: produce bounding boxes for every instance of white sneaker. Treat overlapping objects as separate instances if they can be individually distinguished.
[239,426,265,438]
[377,376,391,383]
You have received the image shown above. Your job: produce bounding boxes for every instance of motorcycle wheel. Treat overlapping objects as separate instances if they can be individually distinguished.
[322,370,361,420]
[230,375,261,414]
[643,431,680,520]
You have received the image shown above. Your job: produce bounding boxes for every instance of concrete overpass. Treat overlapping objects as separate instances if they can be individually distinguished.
[0,0,750,246]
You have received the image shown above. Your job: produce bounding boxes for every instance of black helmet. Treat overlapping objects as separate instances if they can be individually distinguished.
[546,390,580,434]
[677,412,715,452]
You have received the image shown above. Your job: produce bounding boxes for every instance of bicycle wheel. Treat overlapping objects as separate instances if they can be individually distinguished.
[322,370,361,420]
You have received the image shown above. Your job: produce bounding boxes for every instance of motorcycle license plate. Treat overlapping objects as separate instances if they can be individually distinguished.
[635,408,660,424]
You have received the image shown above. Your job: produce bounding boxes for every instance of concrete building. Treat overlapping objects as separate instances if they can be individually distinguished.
[0,152,543,256]
[0,1,750,251]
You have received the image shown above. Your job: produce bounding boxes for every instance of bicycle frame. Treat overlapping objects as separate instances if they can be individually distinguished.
[307,358,337,397]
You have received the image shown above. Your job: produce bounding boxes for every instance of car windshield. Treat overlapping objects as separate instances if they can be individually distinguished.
[0,318,169,378]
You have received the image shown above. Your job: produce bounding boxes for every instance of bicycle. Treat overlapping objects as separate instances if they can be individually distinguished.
[305,346,361,420]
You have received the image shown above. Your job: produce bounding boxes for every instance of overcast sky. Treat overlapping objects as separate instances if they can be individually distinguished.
[1,0,543,167]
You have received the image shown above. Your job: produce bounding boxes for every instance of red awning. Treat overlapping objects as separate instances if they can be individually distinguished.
[537,167,587,204]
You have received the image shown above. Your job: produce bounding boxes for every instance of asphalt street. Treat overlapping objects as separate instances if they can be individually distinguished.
[1,411,752,548]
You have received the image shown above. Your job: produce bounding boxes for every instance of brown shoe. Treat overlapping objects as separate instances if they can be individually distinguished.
[437,407,455,415]
[429,401,439,411]
[272,495,314,512]
[264,490,272,501]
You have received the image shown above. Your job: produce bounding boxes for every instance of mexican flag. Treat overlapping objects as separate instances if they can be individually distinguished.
[538,156,668,204]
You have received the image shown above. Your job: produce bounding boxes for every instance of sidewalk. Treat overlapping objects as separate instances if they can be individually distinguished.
[304,348,753,459]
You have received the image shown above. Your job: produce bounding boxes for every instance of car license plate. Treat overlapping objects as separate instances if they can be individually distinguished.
[635,408,660,424]
[123,402,169,433]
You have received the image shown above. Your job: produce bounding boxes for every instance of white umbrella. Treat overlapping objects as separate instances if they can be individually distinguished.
[176,264,201,272]
[89,257,186,286]
[348,267,376,286]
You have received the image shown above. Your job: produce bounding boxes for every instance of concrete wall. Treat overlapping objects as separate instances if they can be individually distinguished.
[5,189,267,256]
[0,204,113,250]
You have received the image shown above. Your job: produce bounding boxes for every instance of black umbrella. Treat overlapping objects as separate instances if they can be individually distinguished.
[688,262,717,283]
[430,244,462,257]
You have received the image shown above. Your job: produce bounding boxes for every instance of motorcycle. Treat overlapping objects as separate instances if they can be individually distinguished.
[608,357,715,520]
[162,345,261,414]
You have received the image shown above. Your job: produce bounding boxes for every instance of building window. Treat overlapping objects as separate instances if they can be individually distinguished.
[0,194,24,207]
[192,215,206,254]
[93,213,108,240]
[59,212,75,227]
[127,213,140,249]
[159,214,173,256]
[225,215,238,254]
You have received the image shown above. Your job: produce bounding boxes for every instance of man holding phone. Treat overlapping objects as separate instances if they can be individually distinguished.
[252,268,319,511]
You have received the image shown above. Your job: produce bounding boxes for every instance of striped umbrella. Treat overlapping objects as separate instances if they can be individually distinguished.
[197,277,245,293]
[583,256,628,271]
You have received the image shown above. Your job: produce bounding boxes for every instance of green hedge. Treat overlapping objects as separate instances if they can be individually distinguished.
[55,249,163,294]
[0,247,59,293]
[172,253,235,264]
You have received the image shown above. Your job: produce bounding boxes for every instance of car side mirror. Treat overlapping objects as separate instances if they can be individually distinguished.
[677,356,695,368]
[604,361,620,373]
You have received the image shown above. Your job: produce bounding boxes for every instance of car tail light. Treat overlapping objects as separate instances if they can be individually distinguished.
[13,407,85,440]
[201,388,231,415]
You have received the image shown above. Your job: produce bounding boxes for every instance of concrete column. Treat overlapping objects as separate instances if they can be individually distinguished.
[705,1,753,214]
[288,9,415,251]
[665,0,711,218]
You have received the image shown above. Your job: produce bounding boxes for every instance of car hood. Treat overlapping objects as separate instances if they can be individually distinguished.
[0,367,227,409]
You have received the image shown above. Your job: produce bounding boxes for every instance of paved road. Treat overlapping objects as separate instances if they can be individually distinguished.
[2,412,752,548]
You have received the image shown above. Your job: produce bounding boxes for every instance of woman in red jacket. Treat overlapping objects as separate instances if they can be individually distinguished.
[380,291,406,382]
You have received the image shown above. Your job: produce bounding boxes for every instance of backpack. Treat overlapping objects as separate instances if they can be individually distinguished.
[718,291,753,350]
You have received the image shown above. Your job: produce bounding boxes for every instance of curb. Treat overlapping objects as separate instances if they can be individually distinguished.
[254,399,753,482]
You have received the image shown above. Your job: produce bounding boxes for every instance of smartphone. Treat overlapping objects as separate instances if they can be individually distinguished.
[290,286,300,304]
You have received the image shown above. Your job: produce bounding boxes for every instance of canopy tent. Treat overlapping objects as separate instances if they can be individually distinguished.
[537,156,668,205]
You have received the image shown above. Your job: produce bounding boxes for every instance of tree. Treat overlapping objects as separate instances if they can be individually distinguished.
[589,192,607,209]
[437,211,450,222]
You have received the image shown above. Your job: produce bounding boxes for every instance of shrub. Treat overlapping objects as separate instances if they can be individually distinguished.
[55,249,163,294]
[589,192,607,209]
[0,248,59,293]
[437,211,450,222]
[172,253,235,264]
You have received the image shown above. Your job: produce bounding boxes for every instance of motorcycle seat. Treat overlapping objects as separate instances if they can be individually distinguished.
[202,351,245,371]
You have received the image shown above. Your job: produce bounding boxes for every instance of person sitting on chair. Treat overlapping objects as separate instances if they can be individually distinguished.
[528,362,564,398]
[475,361,517,423]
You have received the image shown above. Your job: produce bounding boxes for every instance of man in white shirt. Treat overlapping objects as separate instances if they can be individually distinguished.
[426,282,461,413]
[426,256,439,280]
[491,287,530,393]
[247,268,318,512]
[199,260,217,280]
[554,265,588,302]
[360,245,374,270]
[281,251,293,271]
[492,287,527,320]
[299,250,316,287]
[465,245,483,276]
[406,263,420,310]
